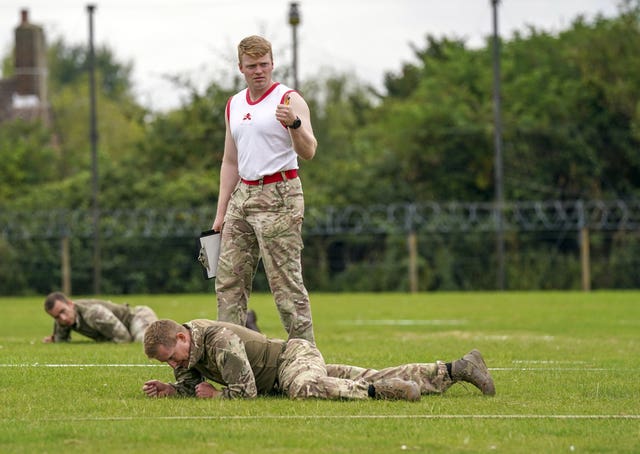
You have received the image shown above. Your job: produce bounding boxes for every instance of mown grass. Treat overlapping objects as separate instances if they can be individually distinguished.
[1,291,639,453]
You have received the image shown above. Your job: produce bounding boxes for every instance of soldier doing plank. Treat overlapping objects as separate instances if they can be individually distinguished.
[42,291,158,343]
[142,319,495,401]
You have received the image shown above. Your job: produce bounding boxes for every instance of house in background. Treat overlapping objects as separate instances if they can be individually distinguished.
[0,9,50,125]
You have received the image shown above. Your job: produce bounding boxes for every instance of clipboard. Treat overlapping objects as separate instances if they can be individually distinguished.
[197,230,221,279]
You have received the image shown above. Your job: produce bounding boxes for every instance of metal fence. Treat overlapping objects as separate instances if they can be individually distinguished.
[304,199,640,234]
[1,199,639,294]
[3,199,639,239]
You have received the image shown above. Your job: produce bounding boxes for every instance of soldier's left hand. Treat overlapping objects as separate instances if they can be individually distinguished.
[275,97,296,126]
[195,381,221,398]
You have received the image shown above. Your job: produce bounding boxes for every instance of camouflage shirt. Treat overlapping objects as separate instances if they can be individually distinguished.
[52,299,135,343]
[170,319,286,399]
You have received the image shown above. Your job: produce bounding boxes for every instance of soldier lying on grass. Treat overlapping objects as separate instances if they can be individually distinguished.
[142,319,495,401]
[42,292,260,344]
[42,291,158,343]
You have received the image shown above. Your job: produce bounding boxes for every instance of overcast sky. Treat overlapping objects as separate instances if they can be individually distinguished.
[0,0,620,112]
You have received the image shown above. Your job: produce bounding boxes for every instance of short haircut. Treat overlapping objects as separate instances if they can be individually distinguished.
[44,291,70,311]
[143,319,188,358]
[237,35,272,63]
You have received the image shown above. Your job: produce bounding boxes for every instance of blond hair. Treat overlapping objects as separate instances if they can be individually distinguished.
[237,35,272,63]
[143,319,187,358]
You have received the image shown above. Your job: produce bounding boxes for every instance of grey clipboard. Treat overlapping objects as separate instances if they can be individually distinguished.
[198,230,221,279]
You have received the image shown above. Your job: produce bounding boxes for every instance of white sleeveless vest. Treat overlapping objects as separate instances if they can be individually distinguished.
[227,82,298,180]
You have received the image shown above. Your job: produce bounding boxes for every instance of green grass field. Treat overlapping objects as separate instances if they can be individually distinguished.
[1,291,639,453]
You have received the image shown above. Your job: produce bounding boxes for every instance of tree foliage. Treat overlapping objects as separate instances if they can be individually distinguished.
[47,38,135,101]
[2,4,640,294]
[0,120,57,200]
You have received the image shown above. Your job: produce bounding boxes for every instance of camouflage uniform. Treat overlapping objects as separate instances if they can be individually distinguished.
[215,177,315,344]
[325,362,453,395]
[169,320,372,400]
[52,299,157,343]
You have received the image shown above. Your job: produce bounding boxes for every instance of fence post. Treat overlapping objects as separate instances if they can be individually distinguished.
[408,230,418,293]
[580,227,591,291]
[61,236,71,294]
[577,200,591,291]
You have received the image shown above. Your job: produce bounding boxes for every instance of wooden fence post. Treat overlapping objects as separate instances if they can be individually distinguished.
[408,231,418,293]
[580,227,591,291]
[61,236,71,294]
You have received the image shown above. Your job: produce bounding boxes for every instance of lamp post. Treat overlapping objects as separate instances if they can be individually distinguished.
[491,0,505,290]
[288,2,300,90]
[87,4,101,294]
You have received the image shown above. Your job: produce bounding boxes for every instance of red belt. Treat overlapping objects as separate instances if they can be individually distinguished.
[241,169,298,185]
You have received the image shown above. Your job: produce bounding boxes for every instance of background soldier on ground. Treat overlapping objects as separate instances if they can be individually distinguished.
[42,291,158,343]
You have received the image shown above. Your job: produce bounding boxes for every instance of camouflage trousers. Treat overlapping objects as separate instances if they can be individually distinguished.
[278,339,371,400]
[129,305,158,342]
[216,177,315,344]
[325,361,453,395]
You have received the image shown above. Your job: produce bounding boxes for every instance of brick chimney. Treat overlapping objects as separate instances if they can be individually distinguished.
[14,9,48,101]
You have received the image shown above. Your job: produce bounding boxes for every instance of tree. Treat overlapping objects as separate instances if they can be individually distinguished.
[47,38,135,102]
[0,119,57,200]
[299,72,378,207]
[355,37,495,205]
[500,7,640,200]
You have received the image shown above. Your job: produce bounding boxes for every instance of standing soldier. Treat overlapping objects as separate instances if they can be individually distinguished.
[211,35,317,343]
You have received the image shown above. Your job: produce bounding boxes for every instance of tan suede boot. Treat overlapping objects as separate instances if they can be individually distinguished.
[451,349,496,396]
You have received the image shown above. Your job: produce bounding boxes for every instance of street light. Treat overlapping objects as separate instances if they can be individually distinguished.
[87,4,101,294]
[491,0,505,290]
[288,2,300,90]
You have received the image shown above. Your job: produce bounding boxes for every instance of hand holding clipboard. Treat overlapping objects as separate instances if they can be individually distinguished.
[197,230,221,279]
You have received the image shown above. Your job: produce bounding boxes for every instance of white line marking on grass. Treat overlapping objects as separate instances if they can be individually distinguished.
[0,364,163,367]
[500,360,619,371]
[490,368,616,371]
[0,364,625,371]
[5,414,638,422]
[513,360,588,364]
[341,320,468,326]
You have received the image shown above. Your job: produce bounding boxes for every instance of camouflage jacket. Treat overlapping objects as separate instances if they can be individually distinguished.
[171,319,286,399]
[52,299,135,343]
